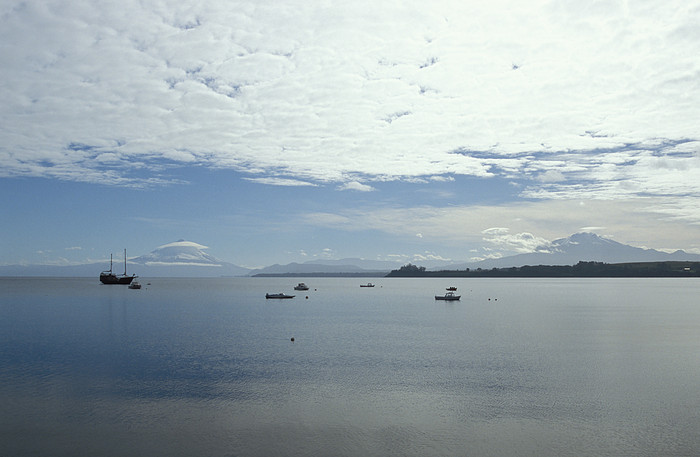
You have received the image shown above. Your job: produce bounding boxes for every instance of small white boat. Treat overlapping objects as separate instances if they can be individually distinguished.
[266,293,295,299]
[128,281,141,289]
[294,283,309,290]
[435,292,460,301]
[360,283,375,287]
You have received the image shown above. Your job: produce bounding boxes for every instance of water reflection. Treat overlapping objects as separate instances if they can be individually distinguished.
[2,277,700,456]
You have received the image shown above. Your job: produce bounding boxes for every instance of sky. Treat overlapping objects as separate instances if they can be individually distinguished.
[2,0,700,269]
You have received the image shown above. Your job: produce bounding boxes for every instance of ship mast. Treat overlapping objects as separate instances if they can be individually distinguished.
[124,248,127,275]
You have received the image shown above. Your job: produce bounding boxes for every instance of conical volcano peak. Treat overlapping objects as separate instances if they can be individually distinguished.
[134,240,220,265]
[553,232,619,248]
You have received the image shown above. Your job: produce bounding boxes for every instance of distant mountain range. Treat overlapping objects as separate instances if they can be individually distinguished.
[0,240,250,278]
[2,233,699,277]
[248,258,400,276]
[439,232,700,270]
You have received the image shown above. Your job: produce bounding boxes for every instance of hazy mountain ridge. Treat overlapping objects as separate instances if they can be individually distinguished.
[249,262,388,276]
[3,233,700,277]
[301,257,450,270]
[0,240,251,277]
[437,232,700,270]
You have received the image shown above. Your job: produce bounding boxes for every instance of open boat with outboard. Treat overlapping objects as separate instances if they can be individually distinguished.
[266,293,295,299]
[435,291,461,301]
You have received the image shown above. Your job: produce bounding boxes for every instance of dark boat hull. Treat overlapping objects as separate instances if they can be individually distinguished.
[266,293,295,299]
[100,273,135,285]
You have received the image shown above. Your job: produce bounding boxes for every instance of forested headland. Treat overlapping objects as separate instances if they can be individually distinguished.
[386,261,700,277]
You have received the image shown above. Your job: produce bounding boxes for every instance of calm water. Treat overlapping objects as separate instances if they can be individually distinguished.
[1,277,700,456]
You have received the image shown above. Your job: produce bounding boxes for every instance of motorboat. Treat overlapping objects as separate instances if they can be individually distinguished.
[435,292,461,301]
[294,283,309,290]
[266,293,295,299]
[360,283,375,287]
[446,287,457,291]
[128,281,141,289]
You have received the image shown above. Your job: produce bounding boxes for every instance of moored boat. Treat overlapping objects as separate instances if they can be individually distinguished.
[294,283,309,290]
[446,287,457,291]
[266,293,295,299]
[435,291,461,301]
[360,283,375,287]
[100,249,136,285]
[128,281,141,289]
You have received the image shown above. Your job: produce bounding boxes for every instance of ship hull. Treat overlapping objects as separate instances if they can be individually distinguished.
[100,273,135,285]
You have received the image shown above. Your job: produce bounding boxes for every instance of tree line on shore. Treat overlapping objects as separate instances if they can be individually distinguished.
[386,261,700,277]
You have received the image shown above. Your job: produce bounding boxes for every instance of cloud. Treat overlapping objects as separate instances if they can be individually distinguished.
[580,226,607,232]
[337,181,375,192]
[244,177,317,187]
[303,196,700,256]
[157,240,209,250]
[481,228,551,253]
[519,140,700,200]
[537,170,566,183]
[1,0,698,199]
[412,251,452,262]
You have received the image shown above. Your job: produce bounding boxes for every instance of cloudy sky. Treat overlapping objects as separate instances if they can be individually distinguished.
[2,0,700,268]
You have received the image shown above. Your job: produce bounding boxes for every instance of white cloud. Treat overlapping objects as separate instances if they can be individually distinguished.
[481,229,551,253]
[157,240,208,250]
[537,170,566,183]
[303,196,700,256]
[580,226,607,232]
[1,0,698,199]
[244,177,317,187]
[337,181,375,192]
[482,227,510,236]
[412,251,451,262]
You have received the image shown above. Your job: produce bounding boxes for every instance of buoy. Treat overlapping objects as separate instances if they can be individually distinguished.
[306,296,309,299]
[291,337,295,342]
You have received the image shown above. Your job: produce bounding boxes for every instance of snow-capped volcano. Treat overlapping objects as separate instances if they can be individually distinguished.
[445,232,700,269]
[0,240,251,277]
[133,240,222,266]
[128,240,251,276]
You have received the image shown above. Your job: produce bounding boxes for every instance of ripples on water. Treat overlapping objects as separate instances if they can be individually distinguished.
[1,277,700,456]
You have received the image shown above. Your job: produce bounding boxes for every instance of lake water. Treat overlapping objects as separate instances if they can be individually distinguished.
[1,277,700,456]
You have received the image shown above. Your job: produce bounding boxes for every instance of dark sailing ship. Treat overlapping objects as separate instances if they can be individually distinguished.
[100,249,136,284]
